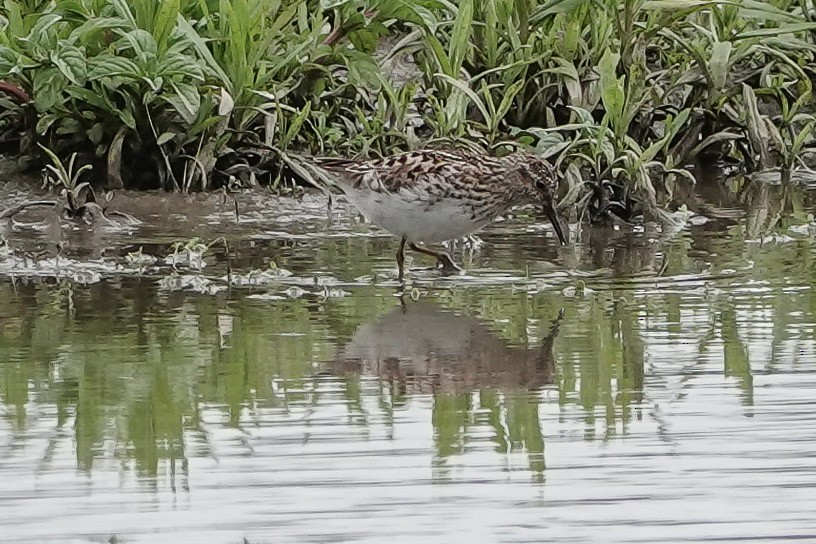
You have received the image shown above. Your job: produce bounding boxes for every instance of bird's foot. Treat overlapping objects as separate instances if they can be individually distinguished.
[436,252,463,275]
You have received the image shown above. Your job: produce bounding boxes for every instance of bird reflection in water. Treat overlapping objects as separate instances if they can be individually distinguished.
[327,301,565,396]
[325,301,565,480]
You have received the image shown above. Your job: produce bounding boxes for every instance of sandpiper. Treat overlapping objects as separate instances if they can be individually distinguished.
[312,149,569,281]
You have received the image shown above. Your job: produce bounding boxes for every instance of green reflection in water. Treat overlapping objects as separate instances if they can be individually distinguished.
[1,178,816,484]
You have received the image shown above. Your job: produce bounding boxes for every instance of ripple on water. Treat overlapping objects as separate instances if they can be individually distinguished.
[2,184,816,543]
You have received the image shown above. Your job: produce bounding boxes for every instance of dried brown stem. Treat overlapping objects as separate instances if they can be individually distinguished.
[322,25,346,47]
[0,82,30,104]
[320,10,378,48]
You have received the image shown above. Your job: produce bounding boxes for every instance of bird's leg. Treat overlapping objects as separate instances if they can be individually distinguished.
[396,235,406,282]
[408,242,462,274]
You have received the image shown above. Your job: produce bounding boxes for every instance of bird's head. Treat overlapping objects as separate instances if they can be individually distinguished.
[517,155,569,246]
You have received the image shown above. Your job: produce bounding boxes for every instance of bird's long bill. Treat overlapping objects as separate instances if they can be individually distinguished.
[544,202,569,245]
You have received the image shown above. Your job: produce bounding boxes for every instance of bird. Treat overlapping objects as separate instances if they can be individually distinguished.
[309,148,569,281]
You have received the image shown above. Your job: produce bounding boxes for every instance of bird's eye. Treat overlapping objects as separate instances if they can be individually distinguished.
[535,180,548,191]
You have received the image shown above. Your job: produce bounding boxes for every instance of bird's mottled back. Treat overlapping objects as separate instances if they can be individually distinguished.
[316,149,557,201]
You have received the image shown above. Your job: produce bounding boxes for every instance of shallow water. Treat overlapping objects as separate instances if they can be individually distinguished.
[2,175,816,543]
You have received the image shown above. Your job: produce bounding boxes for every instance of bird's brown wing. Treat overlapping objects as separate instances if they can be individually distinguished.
[316,150,500,193]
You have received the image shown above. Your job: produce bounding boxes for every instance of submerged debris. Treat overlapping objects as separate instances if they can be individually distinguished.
[0,254,136,284]
[443,234,485,252]
[125,248,159,267]
[158,274,225,295]
[224,266,293,287]
[246,293,287,301]
[165,248,208,270]
[788,223,816,237]
[562,280,595,298]
[745,234,797,245]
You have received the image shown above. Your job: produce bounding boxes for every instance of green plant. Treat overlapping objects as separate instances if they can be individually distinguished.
[0,0,813,205]
[38,143,92,207]
[764,80,816,183]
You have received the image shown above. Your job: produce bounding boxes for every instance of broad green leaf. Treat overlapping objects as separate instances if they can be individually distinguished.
[597,50,624,132]
[449,0,472,76]
[348,23,387,55]
[35,113,57,135]
[689,131,745,157]
[345,51,382,90]
[743,84,770,167]
[175,15,230,91]
[157,52,204,81]
[153,0,180,53]
[424,34,452,76]
[436,73,490,125]
[88,123,105,145]
[120,29,158,59]
[67,88,115,111]
[319,0,354,8]
[642,0,717,8]
[109,0,137,27]
[27,13,63,51]
[736,22,816,39]
[792,120,816,155]
[268,1,301,35]
[283,102,311,148]
[533,0,592,20]
[644,0,805,22]
[51,44,87,86]
[119,107,136,130]
[265,40,313,81]
[0,45,19,74]
[709,41,732,91]
[68,17,131,44]
[546,58,582,106]
[739,0,805,23]
[4,0,23,37]
[156,131,176,145]
[32,66,65,112]
[639,109,692,164]
[495,79,525,126]
[166,81,201,124]
[88,55,140,80]
[567,106,595,125]
[378,0,440,27]
[762,36,816,55]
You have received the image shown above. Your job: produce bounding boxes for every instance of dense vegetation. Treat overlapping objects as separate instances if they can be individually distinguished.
[0,0,814,211]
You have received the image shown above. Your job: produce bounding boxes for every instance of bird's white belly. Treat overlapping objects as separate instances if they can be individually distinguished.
[343,189,488,243]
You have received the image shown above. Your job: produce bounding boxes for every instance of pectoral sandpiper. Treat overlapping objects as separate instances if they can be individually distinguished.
[311,149,569,281]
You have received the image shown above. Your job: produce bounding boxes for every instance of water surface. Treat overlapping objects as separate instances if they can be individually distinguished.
[1,175,816,543]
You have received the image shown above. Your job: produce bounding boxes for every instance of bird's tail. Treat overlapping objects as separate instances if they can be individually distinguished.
[280,152,354,220]
[279,151,342,195]
[311,156,358,170]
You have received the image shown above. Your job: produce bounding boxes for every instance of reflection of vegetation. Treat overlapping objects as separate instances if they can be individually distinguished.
[721,306,752,406]
[1,209,816,482]
[432,390,546,482]
[432,393,470,460]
